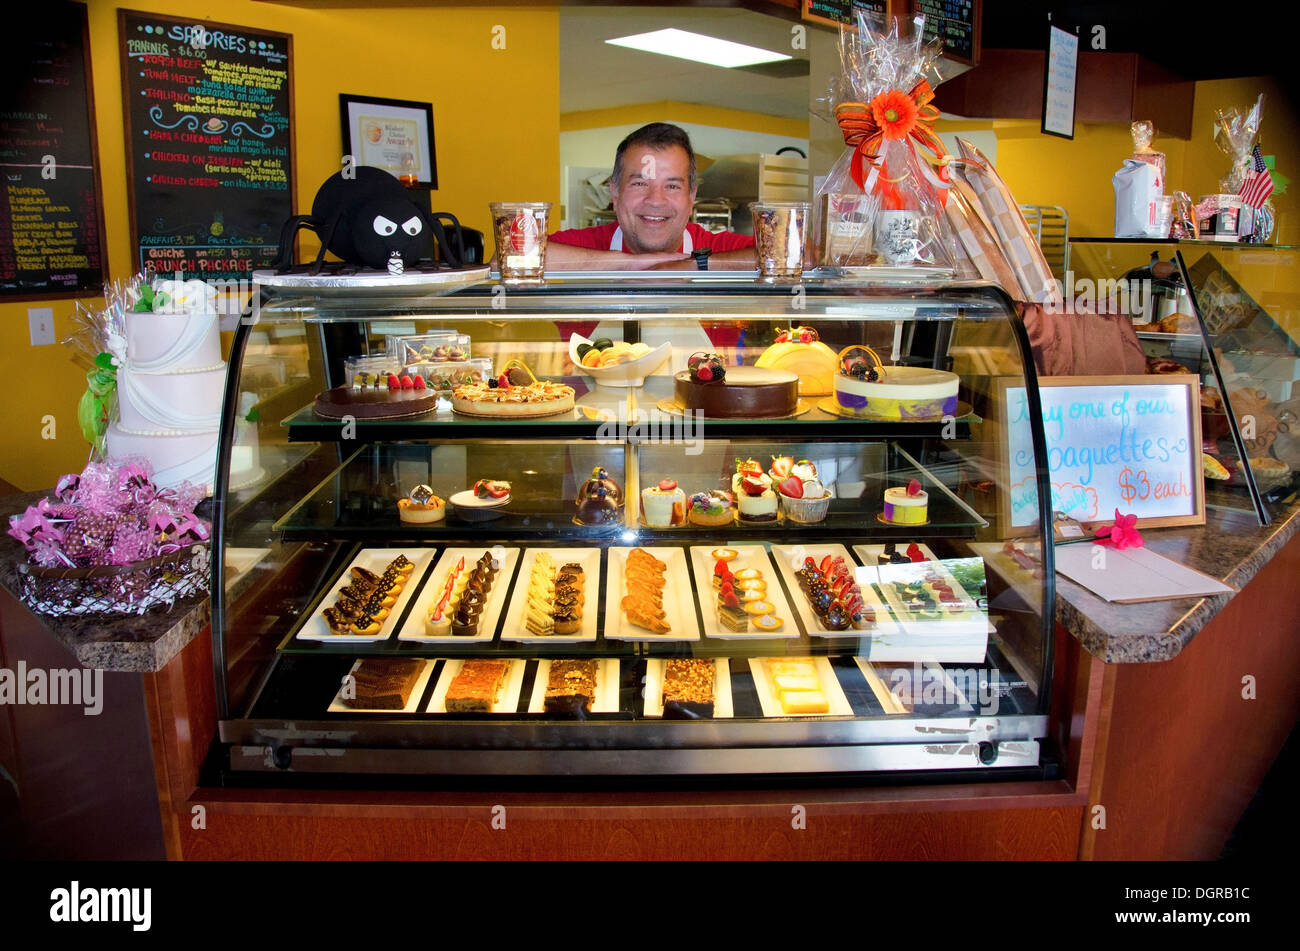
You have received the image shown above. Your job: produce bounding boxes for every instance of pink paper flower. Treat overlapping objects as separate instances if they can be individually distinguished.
[1095,509,1144,549]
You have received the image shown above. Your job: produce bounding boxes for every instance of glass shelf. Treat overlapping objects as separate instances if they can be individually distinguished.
[281,375,982,442]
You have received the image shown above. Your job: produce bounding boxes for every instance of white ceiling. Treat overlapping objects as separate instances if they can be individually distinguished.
[559,6,812,119]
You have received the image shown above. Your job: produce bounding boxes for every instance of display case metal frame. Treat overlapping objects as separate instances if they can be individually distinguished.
[209,273,1058,781]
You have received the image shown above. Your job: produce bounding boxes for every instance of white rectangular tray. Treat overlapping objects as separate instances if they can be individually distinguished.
[770,543,900,639]
[426,658,527,714]
[603,547,701,641]
[326,658,436,713]
[297,547,436,643]
[687,544,798,639]
[854,657,980,714]
[527,658,620,714]
[397,546,520,643]
[643,658,734,718]
[747,656,853,718]
[500,548,602,643]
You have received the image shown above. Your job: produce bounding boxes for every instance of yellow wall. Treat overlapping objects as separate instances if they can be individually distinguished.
[1,0,559,491]
[562,101,809,140]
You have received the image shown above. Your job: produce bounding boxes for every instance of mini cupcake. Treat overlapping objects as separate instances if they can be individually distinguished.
[641,479,686,527]
[688,490,734,526]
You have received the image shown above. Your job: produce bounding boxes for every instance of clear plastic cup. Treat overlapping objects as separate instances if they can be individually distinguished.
[1151,195,1174,238]
[750,201,810,282]
[490,201,551,284]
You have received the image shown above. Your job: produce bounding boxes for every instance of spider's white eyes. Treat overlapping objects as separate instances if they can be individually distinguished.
[401,216,422,236]
[373,215,397,236]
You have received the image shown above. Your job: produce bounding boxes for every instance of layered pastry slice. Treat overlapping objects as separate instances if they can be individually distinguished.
[343,658,425,710]
[444,659,512,713]
[764,658,829,714]
[544,659,599,716]
[661,658,716,719]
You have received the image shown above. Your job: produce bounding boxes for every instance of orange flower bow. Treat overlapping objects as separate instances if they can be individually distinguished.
[835,79,949,200]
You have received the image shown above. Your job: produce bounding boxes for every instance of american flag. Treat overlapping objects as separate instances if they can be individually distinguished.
[1238,145,1274,208]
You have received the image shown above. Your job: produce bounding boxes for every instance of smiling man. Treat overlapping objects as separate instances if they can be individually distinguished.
[546,123,756,270]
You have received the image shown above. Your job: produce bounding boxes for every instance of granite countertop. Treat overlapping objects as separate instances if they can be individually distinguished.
[0,490,209,673]
[2,483,1298,673]
[1053,496,1300,662]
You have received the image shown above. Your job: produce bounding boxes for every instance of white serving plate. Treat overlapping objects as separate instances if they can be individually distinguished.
[852,542,939,566]
[569,332,672,388]
[447,488,511,522]
[642,658,733,718]
[747,656,854,718]
[853,657,978,715]
[426,658,527,714]
[603,547,701,641]
[769,543,900,639]
[397,546,520,643]
[296,547,436,643]
[527,658,620,713]
[687,544,798,640]
[855,543,997,639]
[500,547,602,642]
[326,658,437,713]
[223,547,271,590]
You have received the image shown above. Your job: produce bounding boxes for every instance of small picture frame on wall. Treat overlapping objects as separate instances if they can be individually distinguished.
[340,94,437,187]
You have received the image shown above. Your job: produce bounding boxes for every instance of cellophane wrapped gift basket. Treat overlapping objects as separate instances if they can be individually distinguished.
[814,11,961,275]
[7,461,211,617]
[813,11,1061,308]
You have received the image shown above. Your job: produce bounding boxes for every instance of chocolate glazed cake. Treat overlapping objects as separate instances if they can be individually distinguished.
[673,367,798,419]
[314,385,440,419]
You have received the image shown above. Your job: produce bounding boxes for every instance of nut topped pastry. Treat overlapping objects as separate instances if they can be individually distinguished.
[544,659,599,716]
[661,658,716,719]
[452,378,575,417]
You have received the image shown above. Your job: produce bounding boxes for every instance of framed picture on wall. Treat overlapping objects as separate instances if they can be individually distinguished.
[340,94,437,187]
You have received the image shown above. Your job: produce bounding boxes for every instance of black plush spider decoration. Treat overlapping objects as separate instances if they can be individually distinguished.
[273,166,466,273]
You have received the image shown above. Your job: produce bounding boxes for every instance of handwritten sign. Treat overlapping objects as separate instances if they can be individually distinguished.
[118,10,293,281]
[1000,376,1204,531]
[1042,24,1078,139]
[0,1,106,299]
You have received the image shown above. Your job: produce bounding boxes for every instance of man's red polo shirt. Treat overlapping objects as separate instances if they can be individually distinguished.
[548,221,754,253]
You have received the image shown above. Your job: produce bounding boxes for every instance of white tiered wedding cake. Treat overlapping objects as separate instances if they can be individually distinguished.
[105,279,227,493]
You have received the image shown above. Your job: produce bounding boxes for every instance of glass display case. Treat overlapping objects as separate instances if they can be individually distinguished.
[1070,239,1300,523]
[210,272,1058,783]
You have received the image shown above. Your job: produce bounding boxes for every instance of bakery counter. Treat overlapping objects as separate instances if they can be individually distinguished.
[1052,495,1300,663]
[0,490,210,673]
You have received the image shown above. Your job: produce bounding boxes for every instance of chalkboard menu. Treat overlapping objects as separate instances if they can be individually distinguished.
[914,0,980,66]
[119,10,293,281]
[0,1,106,299]
[803,1,893,29]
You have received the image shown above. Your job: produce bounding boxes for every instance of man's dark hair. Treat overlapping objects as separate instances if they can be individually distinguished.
[611,122,697,192]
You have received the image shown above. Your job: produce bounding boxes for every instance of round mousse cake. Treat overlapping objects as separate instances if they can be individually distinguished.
[834,346,959,420]
[882,486,928,524]
[674,366,799,419]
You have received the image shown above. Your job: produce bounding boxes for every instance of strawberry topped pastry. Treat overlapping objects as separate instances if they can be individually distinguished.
[641,478,686,528]
[754,325,839,396]
[882,478,928,525]
[794,554,875,632]
[473,479,511,501]
[731,457,777,524]
[771,456,831,523]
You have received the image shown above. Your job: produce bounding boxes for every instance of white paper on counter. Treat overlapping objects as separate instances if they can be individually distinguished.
[1054,545,1235,603]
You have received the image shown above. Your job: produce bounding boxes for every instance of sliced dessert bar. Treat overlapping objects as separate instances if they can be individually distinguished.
[544,659,598,716]
[444,658,511,713]
[661,658,716,719]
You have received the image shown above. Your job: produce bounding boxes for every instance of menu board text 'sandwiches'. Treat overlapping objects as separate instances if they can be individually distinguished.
[119,11,293,281]
[0,1,106,299]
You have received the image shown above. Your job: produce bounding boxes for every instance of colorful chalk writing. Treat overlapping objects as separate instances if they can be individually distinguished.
[1,2,106,297]
[119,10,292,281]
[1005,381,1198,527]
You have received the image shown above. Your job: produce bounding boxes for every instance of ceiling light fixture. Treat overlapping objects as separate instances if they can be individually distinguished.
[605,28,792,69]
